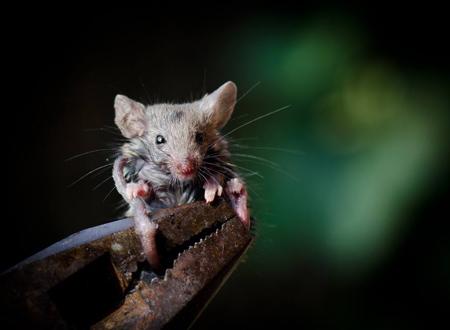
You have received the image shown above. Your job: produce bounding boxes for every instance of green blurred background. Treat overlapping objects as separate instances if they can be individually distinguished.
[3,6,449,329]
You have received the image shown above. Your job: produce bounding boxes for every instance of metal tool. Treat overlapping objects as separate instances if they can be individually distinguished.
[0,200,253,329]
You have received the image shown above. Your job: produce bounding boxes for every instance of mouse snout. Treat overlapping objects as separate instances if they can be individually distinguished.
[175,157,198,178]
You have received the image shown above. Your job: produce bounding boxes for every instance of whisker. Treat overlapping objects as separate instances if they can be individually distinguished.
[84,126,124,137]
[206,81,262,131]
[235,157,299,182]
[90,164,115,180]
[235,81,261,104]
[68,163,113,188]
[227,136,259,143]
[200,166,223,179]
[202,160,262,179]
[228,113,250,124]
[65,148,117,161]
[232,153,280,167]
[202,68,207,95]
[103,186,117,202]
[92,176,113,191]
[231,164,263,179]
[223,105,291,138]
[139,76,152,104]
[114,200,129,211]
[197,170,208,183]
[230,144,303,156]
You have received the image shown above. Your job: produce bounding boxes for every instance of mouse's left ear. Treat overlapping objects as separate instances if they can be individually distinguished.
[200,81,237,129]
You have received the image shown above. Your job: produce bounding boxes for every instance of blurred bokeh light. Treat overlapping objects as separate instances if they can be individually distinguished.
[220,14,448,271]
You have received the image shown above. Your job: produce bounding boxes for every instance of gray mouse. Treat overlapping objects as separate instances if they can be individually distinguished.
[112,81,249,269]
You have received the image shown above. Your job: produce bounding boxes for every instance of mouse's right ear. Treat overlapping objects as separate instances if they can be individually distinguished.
[114,95,147,138]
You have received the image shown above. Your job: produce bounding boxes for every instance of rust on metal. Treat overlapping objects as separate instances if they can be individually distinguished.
[0,200,253,329]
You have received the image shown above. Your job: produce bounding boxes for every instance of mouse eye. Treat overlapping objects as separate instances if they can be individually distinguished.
[156,135,166,145]
[195,132,204,145]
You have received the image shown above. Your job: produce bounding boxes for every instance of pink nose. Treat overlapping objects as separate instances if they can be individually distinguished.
[176,158,196,177]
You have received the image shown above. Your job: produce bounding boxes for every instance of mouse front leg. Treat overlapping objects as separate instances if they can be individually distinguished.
[226,178,250,230]
[113,156,153,202]
[113,156,131,202]
[131,198,160,269]
[113,156,159,269]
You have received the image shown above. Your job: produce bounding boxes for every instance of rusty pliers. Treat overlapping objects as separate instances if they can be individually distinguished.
[0,201,253,329]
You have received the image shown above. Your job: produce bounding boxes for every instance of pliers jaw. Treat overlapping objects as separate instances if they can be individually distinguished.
[1,201,253,329]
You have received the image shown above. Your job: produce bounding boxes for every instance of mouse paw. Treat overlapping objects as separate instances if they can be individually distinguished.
[226,178,250,230]
[203,180,223,203]
[126,180,152,201]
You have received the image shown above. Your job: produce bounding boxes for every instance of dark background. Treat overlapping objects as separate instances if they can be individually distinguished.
[2,5,449,329]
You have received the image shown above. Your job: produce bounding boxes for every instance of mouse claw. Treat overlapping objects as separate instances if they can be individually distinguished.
[203,180,223,203]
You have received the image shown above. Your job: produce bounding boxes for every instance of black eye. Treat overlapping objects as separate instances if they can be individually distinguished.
[195,132,204,144]
[156,135,166,144]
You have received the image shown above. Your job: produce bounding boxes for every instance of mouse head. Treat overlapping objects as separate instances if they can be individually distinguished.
[114,81,237,181]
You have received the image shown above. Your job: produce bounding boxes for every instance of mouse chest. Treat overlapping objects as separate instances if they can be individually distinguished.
[150,183,201,210]
[125,158,202,210]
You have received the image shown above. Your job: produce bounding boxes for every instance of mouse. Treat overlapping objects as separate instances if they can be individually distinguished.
[111,81,249,269]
